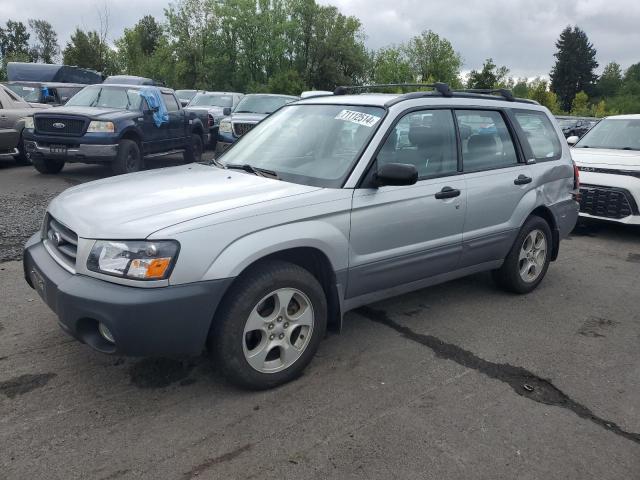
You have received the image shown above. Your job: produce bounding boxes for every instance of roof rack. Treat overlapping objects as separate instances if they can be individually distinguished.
[334,83,453,98]
[457,88,515,102]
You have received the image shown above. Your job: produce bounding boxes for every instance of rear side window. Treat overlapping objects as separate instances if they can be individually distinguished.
[377,109,458,179]
[455,110,519,172]
[162,93,180,112]
[513,110,562,161]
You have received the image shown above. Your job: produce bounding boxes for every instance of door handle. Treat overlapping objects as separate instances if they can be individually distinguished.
[435,186,461,200]
[514,175,533,185]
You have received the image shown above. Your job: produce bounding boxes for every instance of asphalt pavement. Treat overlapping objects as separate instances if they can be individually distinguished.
[1,158,639,480]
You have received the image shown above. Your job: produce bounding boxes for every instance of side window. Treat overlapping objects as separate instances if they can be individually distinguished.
[162,93,180,112]
[513,110,562,161]
[455,110,519,172]
[377,109,458,179]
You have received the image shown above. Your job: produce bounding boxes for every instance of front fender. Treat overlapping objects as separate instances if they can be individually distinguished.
[202,219,349,280]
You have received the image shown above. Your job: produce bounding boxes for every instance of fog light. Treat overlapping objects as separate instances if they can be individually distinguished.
[98,322,115,343]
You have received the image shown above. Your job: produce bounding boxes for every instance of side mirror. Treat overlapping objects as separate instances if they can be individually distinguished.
[567,135,579,146]
[180,99,189,107]
[375,163,418,187]
[223,107,232,116]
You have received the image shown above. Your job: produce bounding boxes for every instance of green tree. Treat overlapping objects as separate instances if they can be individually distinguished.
[28,19,59,63]
[370,46,414,85]
[0,20,31,80]
[466,58,509,89]
[63,28,117,74]
[114,15,165,80]
[570,91,590,116]
[550,26,598,111]
[528,78,562,114]
[404,30,462,86]
[512,78,530,98]
[597,61,623,97]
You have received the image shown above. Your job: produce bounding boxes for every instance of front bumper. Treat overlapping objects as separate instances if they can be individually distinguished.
[25,140,118,161]
[23,235,232,357]
[576,170,640,224]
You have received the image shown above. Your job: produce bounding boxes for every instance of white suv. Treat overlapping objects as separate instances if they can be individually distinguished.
[570,114,640,224]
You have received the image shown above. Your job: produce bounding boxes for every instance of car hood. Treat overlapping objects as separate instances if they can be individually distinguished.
[34,106,136,120]
[48,163,321,239]
[571,147,640,168]
[184,106,226,116]
[231,112,267,123]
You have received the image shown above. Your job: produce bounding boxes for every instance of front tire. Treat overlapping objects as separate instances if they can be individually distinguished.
[112,139,142,175]
[210,260,327,390]
[493,216,552,294]
[14,137,31,165]
[184,133,203,163]
[32,157,65,174]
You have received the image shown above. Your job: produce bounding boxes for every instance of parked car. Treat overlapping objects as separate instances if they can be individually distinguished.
[0,84,51,164]
[569,114,640,224]
[4,81,86,106]
[175,89,200,107]
[23,84,578,390]
[556,115,599,139]
[103,75,164,86]
[7,62,102,84]
[0,127,19,158]
[216,93,299,154]
[183,91,243,149]
[22,84,205,175]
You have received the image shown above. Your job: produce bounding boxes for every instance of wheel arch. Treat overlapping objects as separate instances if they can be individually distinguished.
[119,127,143,152]
[529,205,560,260]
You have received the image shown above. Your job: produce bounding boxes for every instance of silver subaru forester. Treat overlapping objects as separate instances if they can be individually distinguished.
[24,84,579,389]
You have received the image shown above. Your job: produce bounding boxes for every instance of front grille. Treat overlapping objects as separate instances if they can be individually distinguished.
[35,117,86,136]
[578,166,640,179]
[44,214,78,270]
[233,122,257,137]
[579,185,639,219]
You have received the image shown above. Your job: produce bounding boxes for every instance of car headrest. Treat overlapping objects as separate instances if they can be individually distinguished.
[467,134,497,154]
[409,125,438,148]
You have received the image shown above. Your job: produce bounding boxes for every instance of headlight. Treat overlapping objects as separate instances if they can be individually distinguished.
[87,121,115,133]
[22,116,34,129]
[219,119,232,134]
[87,240,179,280]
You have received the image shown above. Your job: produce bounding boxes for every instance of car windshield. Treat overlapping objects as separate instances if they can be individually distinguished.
[175,90,197,100]
[234,95,295,114]
[219,104,385,188]
[65,86,144,110]
[6,84,41,102]
[190,94,233,107]
[576,118,640,150]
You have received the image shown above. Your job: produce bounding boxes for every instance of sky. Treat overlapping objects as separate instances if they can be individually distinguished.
[2,0,639,79]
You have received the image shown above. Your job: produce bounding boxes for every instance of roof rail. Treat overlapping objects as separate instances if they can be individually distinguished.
[456,88,515,102]
[334,83,453,98]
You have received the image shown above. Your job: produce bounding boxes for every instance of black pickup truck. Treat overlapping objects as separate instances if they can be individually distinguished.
[23,84,205,175]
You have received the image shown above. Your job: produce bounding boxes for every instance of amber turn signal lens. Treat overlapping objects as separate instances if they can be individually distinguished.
[145,258,172,279]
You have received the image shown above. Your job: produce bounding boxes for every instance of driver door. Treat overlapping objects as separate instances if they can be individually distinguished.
[347,109,466,299]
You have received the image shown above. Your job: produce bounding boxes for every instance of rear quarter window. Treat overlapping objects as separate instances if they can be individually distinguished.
[513,110,562,161]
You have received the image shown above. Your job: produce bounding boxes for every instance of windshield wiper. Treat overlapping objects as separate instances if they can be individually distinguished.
[225,163,279,179]
[233,110,254,114]
[622,147,638,150]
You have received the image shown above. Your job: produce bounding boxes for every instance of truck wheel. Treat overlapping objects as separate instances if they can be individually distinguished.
[112,139,142,175]
[14,137,31,165]
[492,216,552,294]
[210,260,327,390]
[184,133,203,163]
[32,157,65,174]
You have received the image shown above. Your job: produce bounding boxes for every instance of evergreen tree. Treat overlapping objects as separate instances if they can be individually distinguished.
[550,26,598,111]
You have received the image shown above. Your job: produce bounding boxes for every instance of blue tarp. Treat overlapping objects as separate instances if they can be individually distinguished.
[140,87,169,128]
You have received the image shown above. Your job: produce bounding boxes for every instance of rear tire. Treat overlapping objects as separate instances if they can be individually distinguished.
[112,139,142,175]
[210,260,327,390]
[184,133,203,163]
[32,157,65,174]
[493,216,552,294]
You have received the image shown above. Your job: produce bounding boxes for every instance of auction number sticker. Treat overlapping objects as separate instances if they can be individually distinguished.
[335,110,380,128]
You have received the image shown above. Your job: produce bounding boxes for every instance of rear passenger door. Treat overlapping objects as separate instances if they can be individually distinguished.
[348,109,466,299]
[161,92,184,149]
[456,109,534,268]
